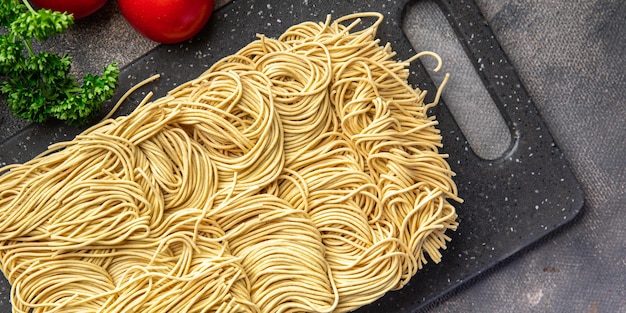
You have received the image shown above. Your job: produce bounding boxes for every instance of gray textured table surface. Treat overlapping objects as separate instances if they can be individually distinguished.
[1,0,624,312]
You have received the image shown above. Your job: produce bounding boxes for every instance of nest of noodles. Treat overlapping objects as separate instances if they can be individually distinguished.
[0,13,461,313]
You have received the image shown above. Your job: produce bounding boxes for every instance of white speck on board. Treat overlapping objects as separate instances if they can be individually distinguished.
[526,289,543,306]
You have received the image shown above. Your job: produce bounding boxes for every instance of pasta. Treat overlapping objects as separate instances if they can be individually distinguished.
[0,12,462,313]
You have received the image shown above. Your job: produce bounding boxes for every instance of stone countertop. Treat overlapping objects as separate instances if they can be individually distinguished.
[1,1,624,312]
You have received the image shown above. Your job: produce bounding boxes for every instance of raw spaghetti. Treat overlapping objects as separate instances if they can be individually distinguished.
[0,12,462,313]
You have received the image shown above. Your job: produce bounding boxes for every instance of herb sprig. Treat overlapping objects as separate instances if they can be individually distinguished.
[0,0,119,125]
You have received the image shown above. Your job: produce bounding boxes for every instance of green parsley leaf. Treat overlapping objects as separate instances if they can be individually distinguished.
[0,0,119,125]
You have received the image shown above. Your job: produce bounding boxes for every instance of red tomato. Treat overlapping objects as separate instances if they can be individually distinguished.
[29,0,108,19]
[117,0,214,44]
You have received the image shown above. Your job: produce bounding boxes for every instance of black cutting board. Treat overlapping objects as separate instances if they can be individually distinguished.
[0,0,584,311]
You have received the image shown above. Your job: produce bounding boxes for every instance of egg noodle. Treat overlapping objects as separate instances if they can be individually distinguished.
[0,13,461,313]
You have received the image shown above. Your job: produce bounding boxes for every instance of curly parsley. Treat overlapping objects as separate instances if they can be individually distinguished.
[0,0,119,125]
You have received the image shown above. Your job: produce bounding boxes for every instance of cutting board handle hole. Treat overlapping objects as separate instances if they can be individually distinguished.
[403,0,513,160]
